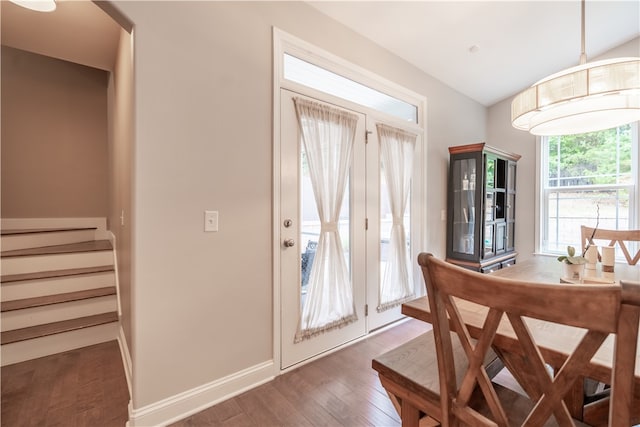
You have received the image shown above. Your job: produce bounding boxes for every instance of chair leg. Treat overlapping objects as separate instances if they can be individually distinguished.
[384,389,440,427]
[401,399,421,427]
[563,374,585,420]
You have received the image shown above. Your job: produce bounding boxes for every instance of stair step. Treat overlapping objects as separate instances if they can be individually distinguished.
[1,322,118,366]
[1,312,118,345]
[1,241,114,275]
[1,287,116,312]
[1,240,112,258]
[0,227,96,236]
[2,295,117,332]
[1,270,115,302]
[0,227,100,252]
[1,265,114,284]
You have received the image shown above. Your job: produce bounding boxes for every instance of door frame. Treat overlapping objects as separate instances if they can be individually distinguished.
[272,28,428,373]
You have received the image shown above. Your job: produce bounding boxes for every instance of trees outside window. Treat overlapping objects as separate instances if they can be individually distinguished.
[540,124,637,254]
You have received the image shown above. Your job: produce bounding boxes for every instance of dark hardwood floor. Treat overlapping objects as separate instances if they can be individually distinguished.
[1,319,431,427]
[171,318,431,426]
[1,340,129,427]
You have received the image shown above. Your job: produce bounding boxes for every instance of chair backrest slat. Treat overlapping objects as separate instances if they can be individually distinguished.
[581,226,640,266]
[430,258,620,332]
[418,252,640,427]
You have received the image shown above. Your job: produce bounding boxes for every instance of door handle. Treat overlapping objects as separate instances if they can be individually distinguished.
[283,239,295,248]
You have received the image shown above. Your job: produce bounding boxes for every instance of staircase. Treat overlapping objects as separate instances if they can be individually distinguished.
[1,220,120,366]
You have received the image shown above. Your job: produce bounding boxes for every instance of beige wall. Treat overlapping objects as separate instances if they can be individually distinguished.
[487,36,640,261]
[1,46,109,218]
[114,0,487,412]
[107,28,134,364]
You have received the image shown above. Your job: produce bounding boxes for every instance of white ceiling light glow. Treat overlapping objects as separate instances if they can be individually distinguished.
[9,0,56,12]
[511,0,640,136]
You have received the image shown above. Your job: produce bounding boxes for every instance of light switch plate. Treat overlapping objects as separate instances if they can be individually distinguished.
[204,210,218,232]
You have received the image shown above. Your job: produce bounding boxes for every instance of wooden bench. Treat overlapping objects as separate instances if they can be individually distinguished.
[373,330,599,426]
[372,329,504,426]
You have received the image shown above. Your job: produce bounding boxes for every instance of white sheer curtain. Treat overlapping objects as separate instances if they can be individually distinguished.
[293,97,358,342]
[377,123,417,311]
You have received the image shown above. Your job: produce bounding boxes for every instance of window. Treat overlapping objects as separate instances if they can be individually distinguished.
[539,124,638,254]
[283,54,418,123]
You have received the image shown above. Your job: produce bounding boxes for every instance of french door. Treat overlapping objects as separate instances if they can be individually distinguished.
[279,89,419,369]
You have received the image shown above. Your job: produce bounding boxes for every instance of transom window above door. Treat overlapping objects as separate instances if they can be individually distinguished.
[283,54,418,124]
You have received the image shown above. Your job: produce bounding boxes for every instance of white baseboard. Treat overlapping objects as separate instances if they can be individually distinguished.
[117,325,133,399]
[127,360,275,426]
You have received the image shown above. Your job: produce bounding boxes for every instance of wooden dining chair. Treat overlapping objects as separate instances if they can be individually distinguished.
[581,225,640,266]
[580,226,640,406]
[419,252,640,426]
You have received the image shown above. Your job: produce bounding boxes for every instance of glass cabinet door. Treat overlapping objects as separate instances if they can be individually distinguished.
[485,157,496,189]
[485,192,494,221]
[451,157,477,256]
[484,224,494,257]
[447,143,520,272]
[496,223,506,253]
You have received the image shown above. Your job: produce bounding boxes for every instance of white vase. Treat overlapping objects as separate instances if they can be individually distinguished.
[562,263,585,281]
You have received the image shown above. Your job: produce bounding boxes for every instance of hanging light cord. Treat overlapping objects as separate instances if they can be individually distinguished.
[579,0,587,65]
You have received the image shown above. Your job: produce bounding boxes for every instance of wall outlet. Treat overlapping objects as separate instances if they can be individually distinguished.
[204,210,218,232]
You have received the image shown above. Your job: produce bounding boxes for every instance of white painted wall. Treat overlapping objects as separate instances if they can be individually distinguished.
[487,36,640,261]
[113,0,487,419]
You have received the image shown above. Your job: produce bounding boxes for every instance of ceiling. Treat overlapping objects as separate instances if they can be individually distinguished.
[309,0,640,106]
[1,1,638,106]
[1,0,120,71]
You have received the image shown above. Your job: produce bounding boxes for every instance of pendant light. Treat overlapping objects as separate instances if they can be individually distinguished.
[511,0,640,136]
[8,0,56,12]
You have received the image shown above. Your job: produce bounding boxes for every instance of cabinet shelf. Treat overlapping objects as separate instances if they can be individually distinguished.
[446,143,521,273]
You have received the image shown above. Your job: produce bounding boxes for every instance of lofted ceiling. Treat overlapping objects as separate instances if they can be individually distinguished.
[309,0,640,106]
[1,1,638,106]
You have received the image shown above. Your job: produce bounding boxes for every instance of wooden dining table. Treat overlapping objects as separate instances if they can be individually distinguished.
[402,255,640,423]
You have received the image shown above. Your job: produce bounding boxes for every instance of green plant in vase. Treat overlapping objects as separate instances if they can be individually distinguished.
[557,245,586,280]
[557,245,587,265]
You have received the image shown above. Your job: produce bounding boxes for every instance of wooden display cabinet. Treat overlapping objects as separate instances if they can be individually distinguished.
[446,143,521,273]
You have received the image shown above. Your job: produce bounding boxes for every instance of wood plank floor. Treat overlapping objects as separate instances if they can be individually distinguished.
[171,318,432,426]
[0,319,430,426]
[1,340,129,427]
